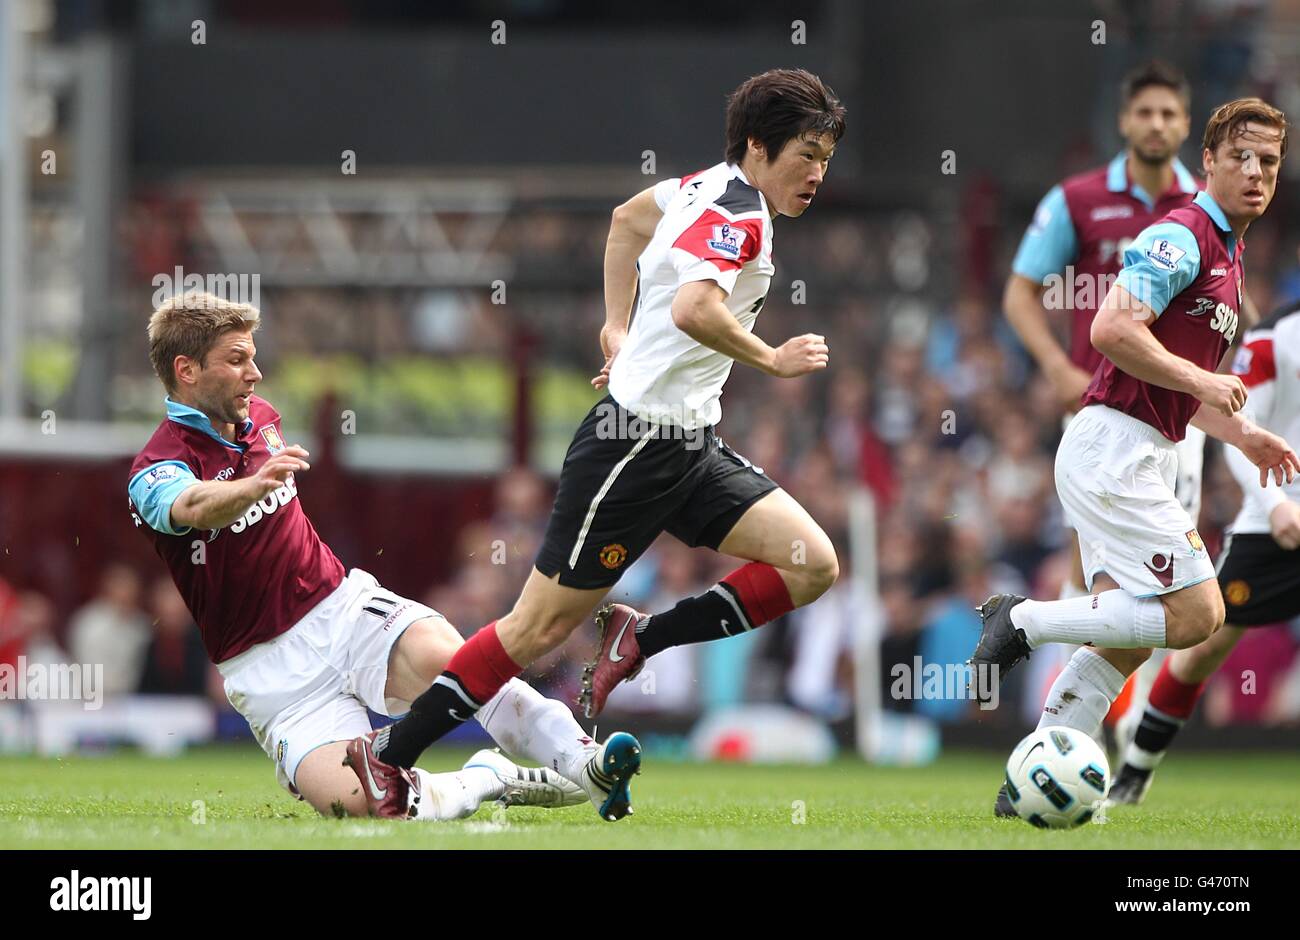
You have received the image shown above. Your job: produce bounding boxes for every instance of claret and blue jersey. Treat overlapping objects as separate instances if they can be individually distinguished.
[1012,152,1200,373]
[1082,190,1246,441]
[128,395,345,663]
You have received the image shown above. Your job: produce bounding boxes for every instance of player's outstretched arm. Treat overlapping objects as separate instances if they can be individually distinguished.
[594,187,665,388]
[1003,274,1091,410]
[170,446,310,531]
[670,280,828,377]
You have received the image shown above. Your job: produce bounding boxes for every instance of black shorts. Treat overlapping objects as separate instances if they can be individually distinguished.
[534,395,779,589]
[1216,532,1300,626]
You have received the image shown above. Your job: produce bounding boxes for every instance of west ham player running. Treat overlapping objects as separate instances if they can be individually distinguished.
[345,68,846,818]
[970,99,1297,795]
[1110,297,1300,803]
[996,60,1203,816]
[129,291,634,820]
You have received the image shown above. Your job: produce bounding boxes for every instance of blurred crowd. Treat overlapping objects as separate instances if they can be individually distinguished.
[12,176,1300,742]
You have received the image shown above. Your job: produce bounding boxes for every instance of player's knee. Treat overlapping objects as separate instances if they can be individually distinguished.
[810,548,839,598]
[503,607,582,658]
[1170,601,1223,649]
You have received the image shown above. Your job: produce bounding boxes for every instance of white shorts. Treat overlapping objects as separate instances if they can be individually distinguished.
[1064,411,1205,521]
[1055,405,1215,598]
[1172,424,1206,521]
[216,568,440,795]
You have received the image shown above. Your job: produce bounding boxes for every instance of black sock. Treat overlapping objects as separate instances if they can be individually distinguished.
[636,582,754,659]
[1131,707,1184,761]
[373,672,482,768]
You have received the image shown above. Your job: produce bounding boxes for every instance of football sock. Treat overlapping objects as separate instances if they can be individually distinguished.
[1119,647,1168,731]
[476,678,596,783]
[1035,646,1128,737]
[1122,657,1205,772]
[375,622,522,768]
[1011,590,1167,649]
[635,562,795,659]
[407,767,501,822]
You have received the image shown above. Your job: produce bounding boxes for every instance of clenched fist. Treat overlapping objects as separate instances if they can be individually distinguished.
[770,334,830,378]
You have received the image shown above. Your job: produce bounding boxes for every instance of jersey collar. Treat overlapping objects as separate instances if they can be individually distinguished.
[1193,190,1239,259]
[729,162,771,218]
[1106,152,1198,207]
[165,396,251,452]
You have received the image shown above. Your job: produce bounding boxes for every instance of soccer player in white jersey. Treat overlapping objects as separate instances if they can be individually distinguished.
[344,68,847,818]
[1110,298,1300,802]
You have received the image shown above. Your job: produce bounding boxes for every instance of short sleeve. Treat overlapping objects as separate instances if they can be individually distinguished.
[669,210,764,296]
[1232,335,1276,389]
[653,178,681,211]
[128,460,200,536]
[1114,222,1202,316]
[1011,185,1078,283]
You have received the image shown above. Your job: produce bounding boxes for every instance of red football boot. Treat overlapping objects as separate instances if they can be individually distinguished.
[577,603,648,719]
[342,731,419,819]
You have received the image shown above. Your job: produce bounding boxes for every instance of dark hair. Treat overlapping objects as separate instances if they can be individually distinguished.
[1203,96,1289,159]
[1120,60,1191,112]
[725,68,846,165]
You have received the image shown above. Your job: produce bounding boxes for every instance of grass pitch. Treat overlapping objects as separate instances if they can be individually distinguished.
[1,745,1297,849]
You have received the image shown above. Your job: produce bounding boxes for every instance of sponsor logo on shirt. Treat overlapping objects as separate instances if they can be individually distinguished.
[1187,297,1214,317]
[1145,237,1187,271]
[1090,205,1134,221]
[1210,302,1239,344]
[707,223,746,259]
[213,466,236,481]
[1209,267,1228,277]
[229,475,298,534]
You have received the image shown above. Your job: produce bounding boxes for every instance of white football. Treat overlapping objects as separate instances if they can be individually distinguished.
[1004,726,1109,829]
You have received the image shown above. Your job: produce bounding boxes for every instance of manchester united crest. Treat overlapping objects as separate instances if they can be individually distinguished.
[599,543,628,569]
[1224,580,1251,606]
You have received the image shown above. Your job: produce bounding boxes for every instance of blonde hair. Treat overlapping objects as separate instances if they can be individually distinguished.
[148,291,260,394]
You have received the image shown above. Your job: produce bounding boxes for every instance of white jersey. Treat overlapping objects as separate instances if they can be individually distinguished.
[1224,306,1300,534]
[608,162,775,430]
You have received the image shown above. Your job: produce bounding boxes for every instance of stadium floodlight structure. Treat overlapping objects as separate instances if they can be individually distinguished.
[0,1,27,426]
[185,178,517,288]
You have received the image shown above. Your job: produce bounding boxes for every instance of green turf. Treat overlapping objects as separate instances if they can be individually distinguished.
[1,745,1296,849]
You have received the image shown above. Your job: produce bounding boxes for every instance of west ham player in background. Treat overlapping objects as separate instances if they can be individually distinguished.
[346,68,846,818]
[999,60,1204,816]
[970,99,1298,807]
[1110,297,1300,803]
[129,291,638,820]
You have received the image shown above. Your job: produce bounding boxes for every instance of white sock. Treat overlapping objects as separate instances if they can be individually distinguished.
[1121,647,1168,727]
[407,767,501,822]
[1011,590,1166,649]
[476,678,595,783]
[1036,647,1128,738]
